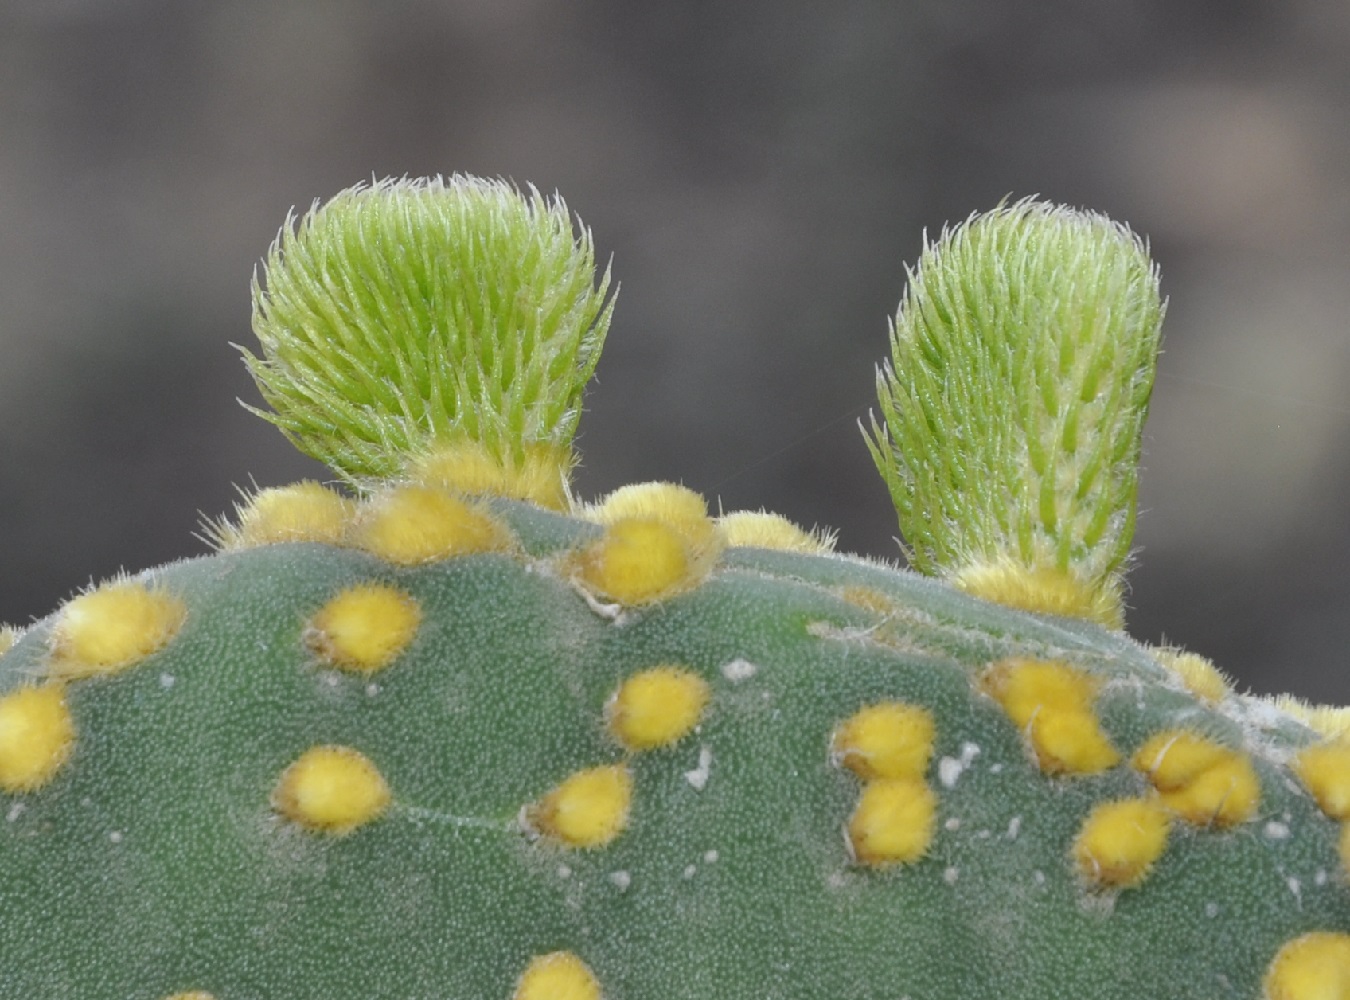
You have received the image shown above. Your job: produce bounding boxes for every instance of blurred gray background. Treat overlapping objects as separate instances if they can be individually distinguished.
[2,1,1349,703]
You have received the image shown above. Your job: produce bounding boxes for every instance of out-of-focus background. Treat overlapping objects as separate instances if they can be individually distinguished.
[2,2,1348,702]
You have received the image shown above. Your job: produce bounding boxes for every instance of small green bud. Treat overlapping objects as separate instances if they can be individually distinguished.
[242,175,615,490]
[865,198,1164,628]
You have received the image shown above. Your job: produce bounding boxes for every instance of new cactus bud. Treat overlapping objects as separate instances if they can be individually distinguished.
[867,198,1164,629]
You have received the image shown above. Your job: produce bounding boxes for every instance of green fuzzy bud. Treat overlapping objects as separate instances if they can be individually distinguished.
[242,175,615,486]
[866,198,1164,628]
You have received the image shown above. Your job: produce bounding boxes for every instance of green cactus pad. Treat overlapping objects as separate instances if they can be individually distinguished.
[1,501,1345,998]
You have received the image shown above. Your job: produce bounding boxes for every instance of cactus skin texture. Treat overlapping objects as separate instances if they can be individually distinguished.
[1,179,1348,999]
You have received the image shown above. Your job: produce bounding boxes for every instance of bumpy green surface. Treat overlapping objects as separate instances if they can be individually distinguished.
[1,500,1345,999]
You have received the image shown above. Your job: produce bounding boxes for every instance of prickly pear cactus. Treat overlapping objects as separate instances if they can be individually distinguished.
[1,178,1347,1000]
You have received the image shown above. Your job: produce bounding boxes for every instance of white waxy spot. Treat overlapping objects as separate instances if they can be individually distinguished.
[1006,816,1022,840]
[938,742,982,789]
[1315,869,1328,887]
[683,864,697,879]
[938,758,964,788]
[109,831,123,844]
[944,817,961,832]
[1033,870,1046,886]
[684,747,713,790]
[159,673,175,689]
[609,870,631,892]
[365,683,381,698]
[975,829,991,840]
[1287,877,1301,901]
[943,867,959,885]
[703,849,719,864]
[1263,821,1291,840]
[720,658,758,683]
[1205,902,1220,918]
[989,762,1004,774]
[6,802,25,823]
[556,864,572,879]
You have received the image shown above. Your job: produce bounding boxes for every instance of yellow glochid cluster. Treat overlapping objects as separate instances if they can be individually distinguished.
[526,764,634,849]
[513,951,602,1000]
[1071,797,1171,889]
[1262,931,1350,1000]
[1153,648,1233,705]
[573,483,723,606]
[981,658,1120,775]
[716,509,835,554]
[211,480,353,549]
[408,440,573,512]
[606,666,710,752]
[49,580,187,680]
[271,745,391,835]
[832,700,938,866]
[0,684,75,794]
[305,583,422,674]
[1130,729,1259,828]
[350,485,513,566]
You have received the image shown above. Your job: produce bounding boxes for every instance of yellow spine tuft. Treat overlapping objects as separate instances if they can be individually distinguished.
[305,583,422,674]
[831,702,936,781]
[1293,740,1350,821]
[951,558,1124,630]
[271,745,391,834]
[409,440,572,511]
[573,518,711,606]
[216,480,353,549]
[1263,931,1350,1000]
[351,485,513,565]
[513,951,602,1000]
[847,776,937,866]
[1072,797,1171,889]
[606,666,710,751]
[48,580,187,679]
[1154,648,1232,704]
[0,683,75,793]
[528,764,633,848]
[717,510,836,554]
[982,658,1119,775]
[1131,730,1230,791]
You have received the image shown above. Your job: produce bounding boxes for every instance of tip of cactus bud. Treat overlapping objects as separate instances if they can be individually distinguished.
[1072,797,1171,889]
[243,175,614,485]
[1262,932,1350,1000]
[305,583,422,674]
[1292,741,1350,821]
[717,509,837,554]
[351,485,514,565]
[526,764,633,849]
[512,951,602,1000]
[208,480,354,550]
[831,702,936,782]
[48,580,187,679]
[846,776,938,866]
[271,745,391,835]
[0,683,75,793]
[606,666,710,751]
